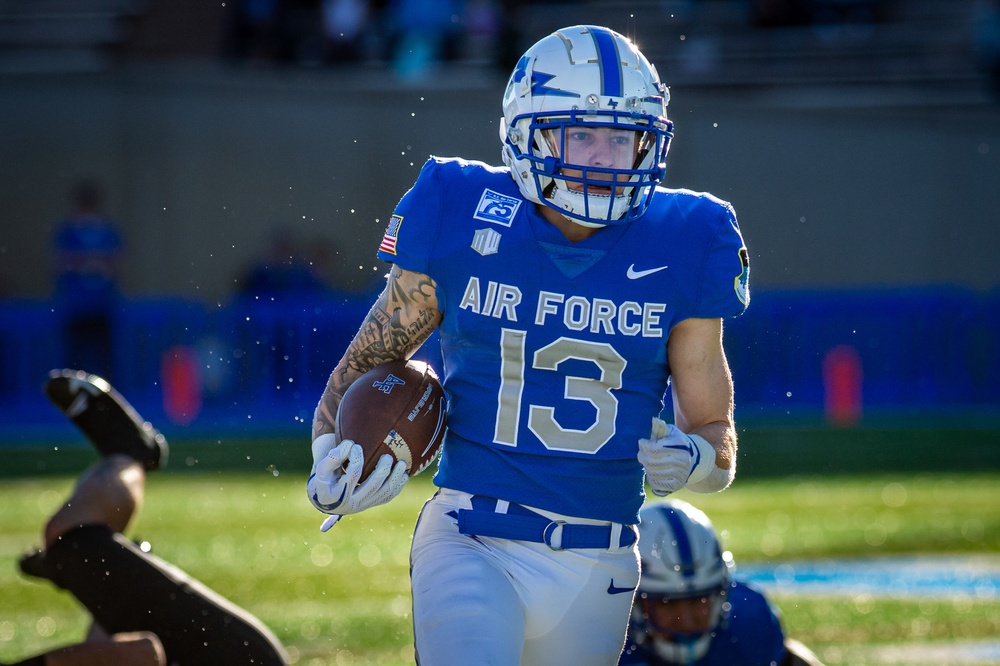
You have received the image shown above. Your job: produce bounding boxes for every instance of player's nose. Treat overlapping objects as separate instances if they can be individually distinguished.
[588,141,615,167]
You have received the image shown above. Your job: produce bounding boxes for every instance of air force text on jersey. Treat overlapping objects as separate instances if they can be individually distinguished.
[459,276,667,338]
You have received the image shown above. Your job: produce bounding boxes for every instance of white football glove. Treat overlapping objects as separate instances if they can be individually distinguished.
[637,417,717,496]
[307,433,408,530]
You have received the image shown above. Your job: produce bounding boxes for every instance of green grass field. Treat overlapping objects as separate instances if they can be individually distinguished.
[1,429,999,665]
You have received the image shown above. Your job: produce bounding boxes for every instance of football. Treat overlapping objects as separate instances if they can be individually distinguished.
[336,359,447,483]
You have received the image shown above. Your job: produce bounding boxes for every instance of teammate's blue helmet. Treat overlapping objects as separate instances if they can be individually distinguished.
[633,499,734,663]
[500,25,673,227]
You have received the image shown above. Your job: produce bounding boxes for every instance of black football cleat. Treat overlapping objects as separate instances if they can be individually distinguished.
[44,369,168,471]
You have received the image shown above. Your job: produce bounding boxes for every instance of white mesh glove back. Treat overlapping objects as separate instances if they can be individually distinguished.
[307,433,408,530]
[637,417,716,496]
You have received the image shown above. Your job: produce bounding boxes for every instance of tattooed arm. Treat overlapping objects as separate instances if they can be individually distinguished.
[312,265,442,441]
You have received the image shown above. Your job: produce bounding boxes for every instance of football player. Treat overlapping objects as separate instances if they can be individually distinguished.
[620,499,825,666]
[8,370,289,666]
[308,24,750,665]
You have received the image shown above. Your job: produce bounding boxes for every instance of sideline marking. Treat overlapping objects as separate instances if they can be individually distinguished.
[738,555,1000,599]
[837,640,1000,665]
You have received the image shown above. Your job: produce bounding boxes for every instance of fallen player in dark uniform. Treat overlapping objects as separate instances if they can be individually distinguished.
[6,369,289,666]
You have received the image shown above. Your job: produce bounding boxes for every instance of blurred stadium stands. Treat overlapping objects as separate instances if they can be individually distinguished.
[0,0,147,74]
[0,0,989,88]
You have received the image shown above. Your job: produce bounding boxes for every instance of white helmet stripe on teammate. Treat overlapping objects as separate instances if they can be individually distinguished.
[638,499,732,597]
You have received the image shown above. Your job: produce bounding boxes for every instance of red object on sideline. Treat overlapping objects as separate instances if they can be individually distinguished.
[162,346,202,425]
[823,345,863,427]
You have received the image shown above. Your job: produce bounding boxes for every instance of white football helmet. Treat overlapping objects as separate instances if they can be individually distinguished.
[633,499,735,664]
[499,25,673,227]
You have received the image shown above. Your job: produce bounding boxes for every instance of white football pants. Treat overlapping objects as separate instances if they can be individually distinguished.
[411,488,640,666]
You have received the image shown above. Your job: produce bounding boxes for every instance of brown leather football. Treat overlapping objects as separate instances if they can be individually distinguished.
[336,359,447,482]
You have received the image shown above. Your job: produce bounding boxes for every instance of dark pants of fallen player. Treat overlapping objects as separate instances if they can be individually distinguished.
[43,524,287,666]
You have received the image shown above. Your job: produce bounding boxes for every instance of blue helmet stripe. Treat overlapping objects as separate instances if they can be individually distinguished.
[590,27,622,97]
[662,506,696,580]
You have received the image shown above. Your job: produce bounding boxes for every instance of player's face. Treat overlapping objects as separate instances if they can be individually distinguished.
[641,594,716,636]
[545,126,641,194]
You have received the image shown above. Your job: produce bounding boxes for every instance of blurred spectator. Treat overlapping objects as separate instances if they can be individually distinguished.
[237,227,329,299]
[383,0,463,79]
[493,0,526,72]
[226,0,327,67]
[226,0,282,61]
[811,0,891,23]
[279,0,328,67]
[807,0,890,44]
[225,0,513,70]
[322,0,371,62]
[52,179,123,379]
[751,0,811,27]
[460,0,502,64]
[975,0,1000,99]
[751,0,890,29]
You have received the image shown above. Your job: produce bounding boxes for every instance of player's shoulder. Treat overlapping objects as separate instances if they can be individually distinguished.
[387,156,522,266]
[731,579,767,598]
[418,155,513,187]
[408,155,525,225]
[650,186,735,220]
[639,186,741,251]
[727,580,779,617]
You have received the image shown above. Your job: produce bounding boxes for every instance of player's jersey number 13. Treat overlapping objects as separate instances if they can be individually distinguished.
[494,329,626,455]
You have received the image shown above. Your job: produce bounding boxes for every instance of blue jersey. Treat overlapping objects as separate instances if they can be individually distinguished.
[377,157,749,524]
[53,215,123,310]
[619,582,786,666]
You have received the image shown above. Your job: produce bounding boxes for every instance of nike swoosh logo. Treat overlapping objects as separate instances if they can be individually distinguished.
[626,264,668,279]
[607,580,635,595]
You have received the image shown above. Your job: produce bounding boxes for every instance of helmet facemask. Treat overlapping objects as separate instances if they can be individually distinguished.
[512,108,671,227]
[633,588,729,663]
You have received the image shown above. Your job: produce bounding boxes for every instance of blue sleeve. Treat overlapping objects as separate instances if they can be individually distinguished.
[694,203,750,318]
[376,158,446,275]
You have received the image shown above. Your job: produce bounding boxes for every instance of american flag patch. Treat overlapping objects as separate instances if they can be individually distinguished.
[380,214,402,254]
